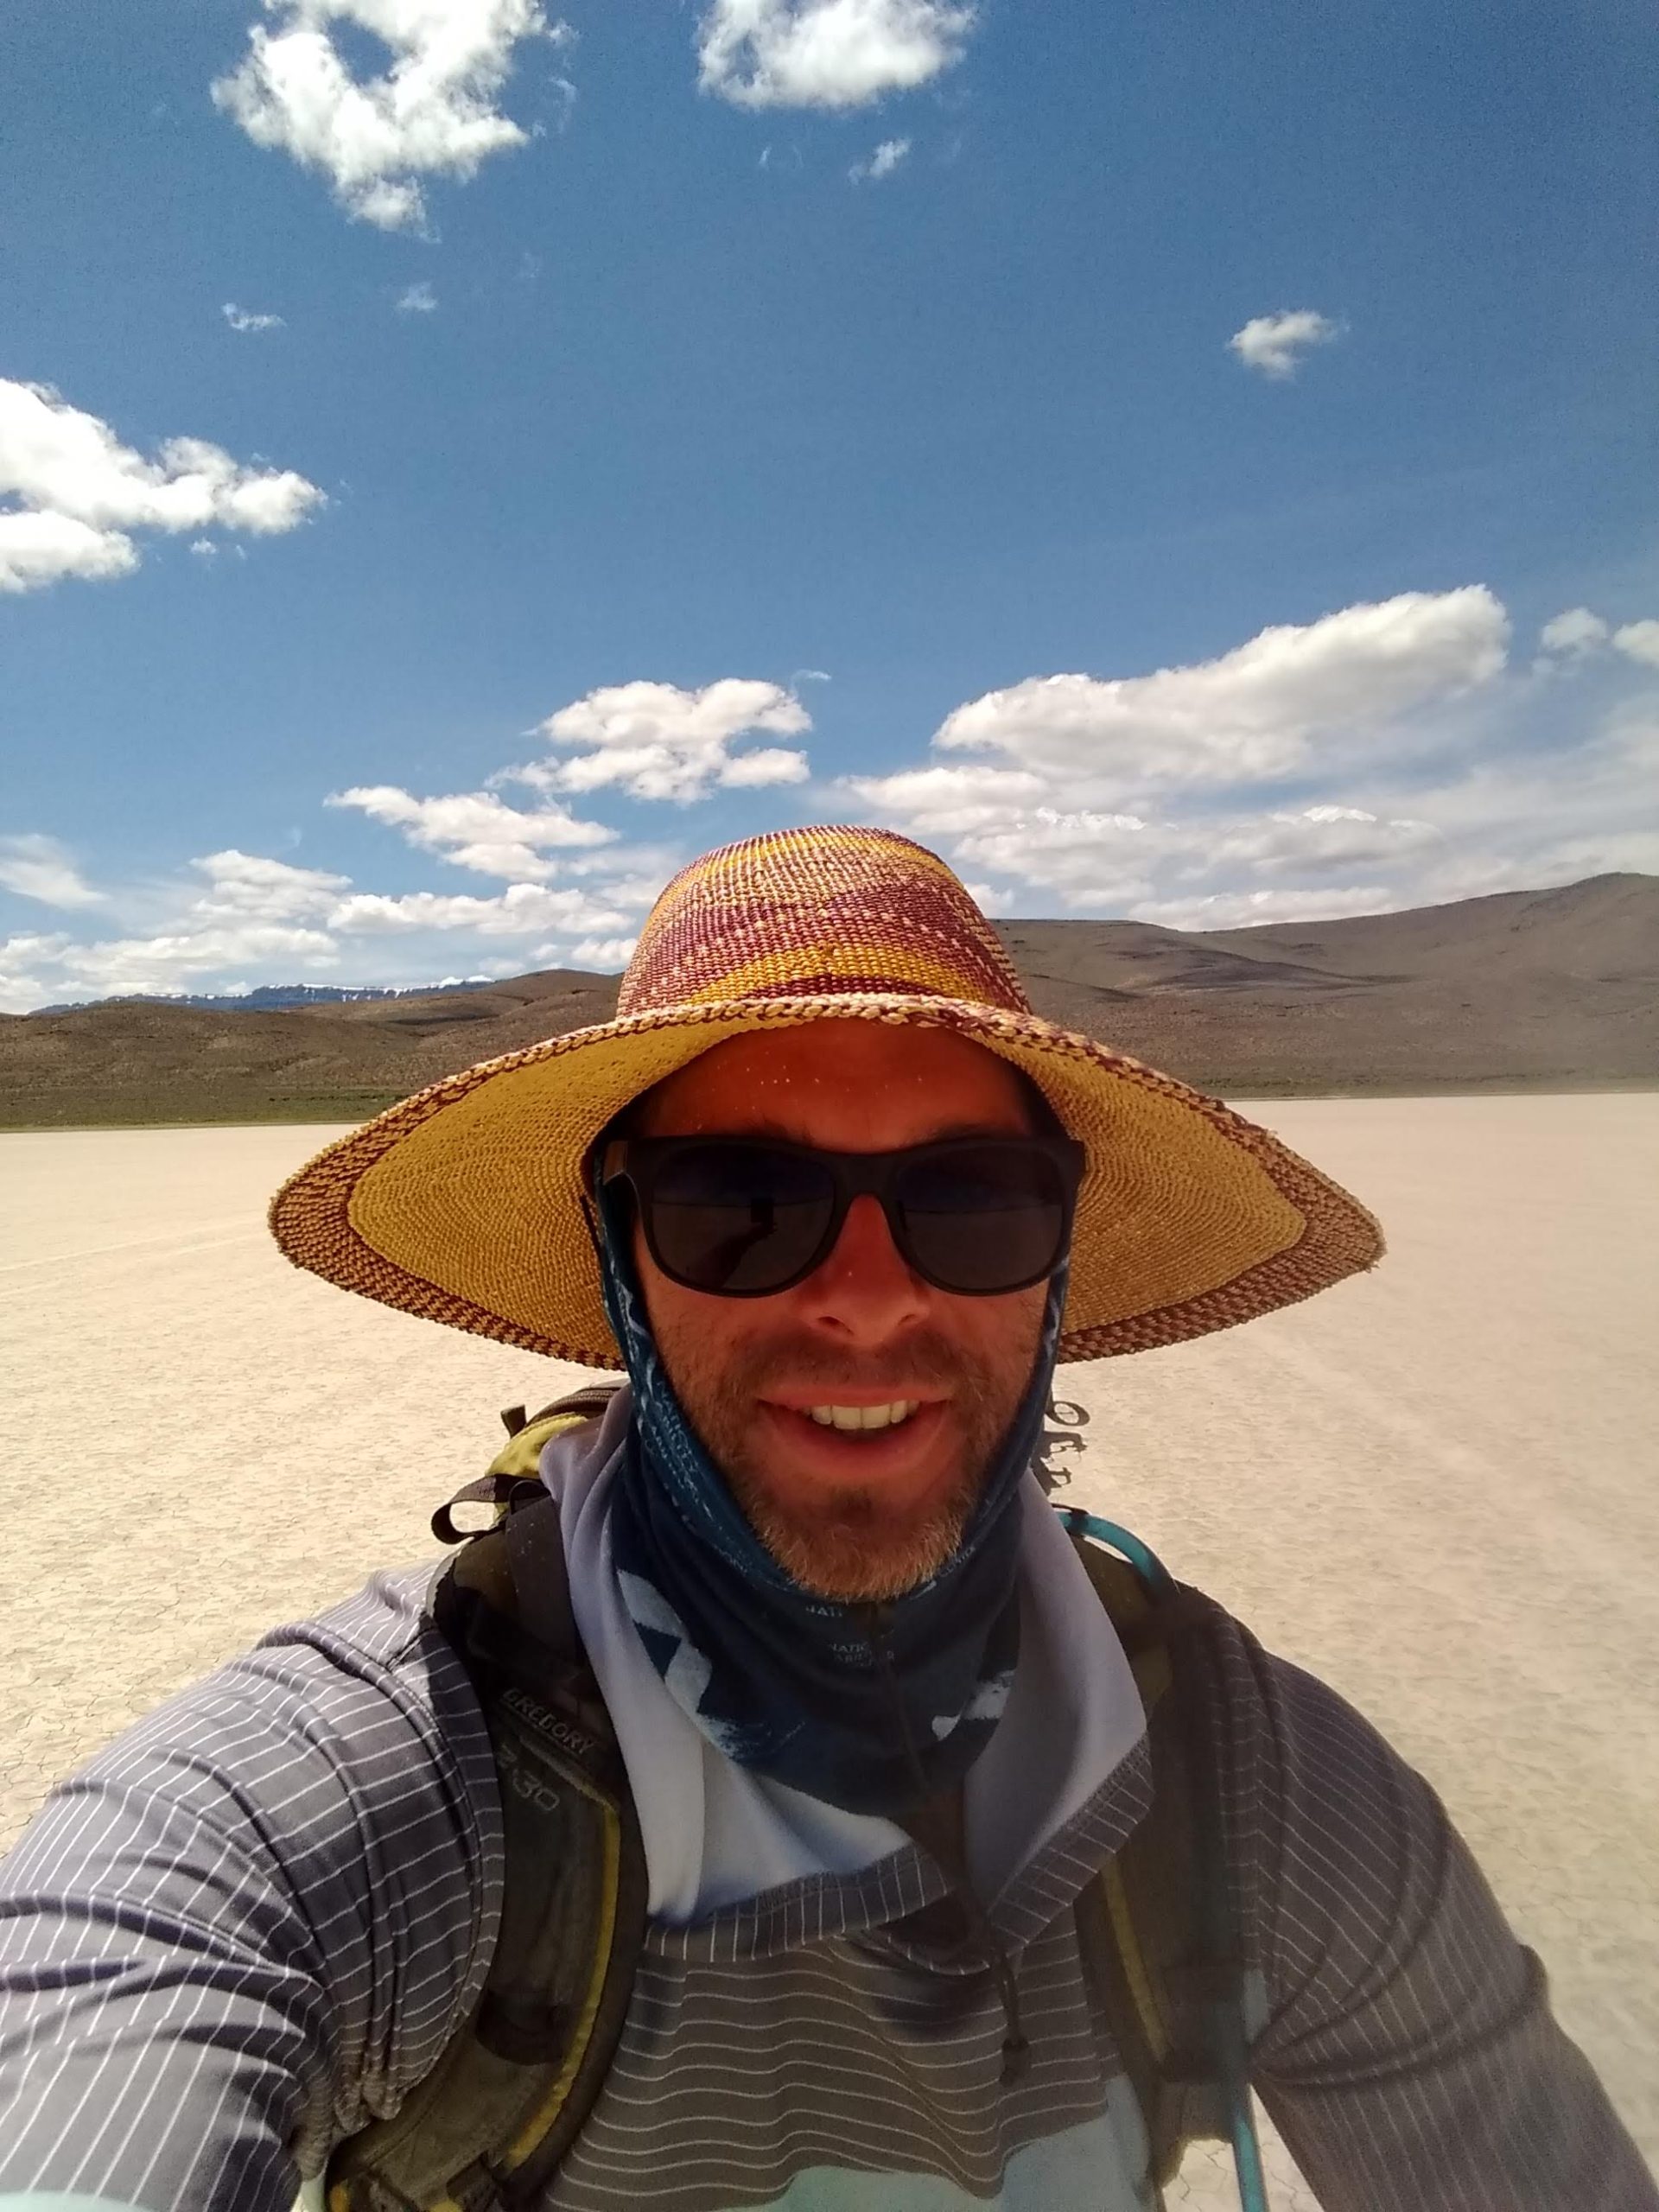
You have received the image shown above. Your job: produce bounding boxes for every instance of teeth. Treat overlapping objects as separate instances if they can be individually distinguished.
[807,1401,920,1433]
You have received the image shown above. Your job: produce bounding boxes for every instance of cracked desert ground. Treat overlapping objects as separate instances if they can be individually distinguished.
[3,1096,1656,2202]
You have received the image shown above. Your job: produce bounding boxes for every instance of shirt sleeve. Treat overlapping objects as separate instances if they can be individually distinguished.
[0,1571,505,2212]
[1215,1622,1657,2210]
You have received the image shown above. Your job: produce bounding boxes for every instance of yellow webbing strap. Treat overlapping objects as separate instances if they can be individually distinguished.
[486,1408,595,1485]
[1101,1856,1171,2064]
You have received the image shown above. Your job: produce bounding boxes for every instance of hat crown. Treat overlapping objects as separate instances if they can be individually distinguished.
[616,825,1032,1017]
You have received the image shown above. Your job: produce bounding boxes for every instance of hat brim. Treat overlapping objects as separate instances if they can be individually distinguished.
[268,993,1382,1366]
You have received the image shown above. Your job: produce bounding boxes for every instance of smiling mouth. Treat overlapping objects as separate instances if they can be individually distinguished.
[804,1399,920,1433]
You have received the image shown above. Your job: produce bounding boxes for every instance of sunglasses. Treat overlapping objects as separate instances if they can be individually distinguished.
[599,1132,1085,1300]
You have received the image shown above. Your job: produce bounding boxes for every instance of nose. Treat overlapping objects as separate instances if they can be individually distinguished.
[797,1192,929,1342]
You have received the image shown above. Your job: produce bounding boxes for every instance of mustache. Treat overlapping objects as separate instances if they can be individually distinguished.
[720,1328,997,1402]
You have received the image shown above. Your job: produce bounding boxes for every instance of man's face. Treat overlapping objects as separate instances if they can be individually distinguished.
[627,1022,1053,1602]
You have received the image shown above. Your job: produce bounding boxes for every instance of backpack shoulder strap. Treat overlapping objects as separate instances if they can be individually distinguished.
[429,1382,625,1547]
[1063,1512,1246,2197]
[326,1388,645,2212]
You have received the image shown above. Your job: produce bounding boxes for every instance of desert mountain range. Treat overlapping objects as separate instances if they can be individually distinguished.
[3,873,1654,1128]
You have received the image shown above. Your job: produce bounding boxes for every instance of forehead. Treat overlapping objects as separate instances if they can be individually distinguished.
[633,1020,1037,1146]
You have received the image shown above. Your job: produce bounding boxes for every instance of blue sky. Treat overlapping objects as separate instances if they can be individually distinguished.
[3,0,1656,1009]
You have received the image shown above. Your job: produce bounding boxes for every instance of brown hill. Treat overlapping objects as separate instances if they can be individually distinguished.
[3,874,1654,1128]
[1000,874,1659,1093]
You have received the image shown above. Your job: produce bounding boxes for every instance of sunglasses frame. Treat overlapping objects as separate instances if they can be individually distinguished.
[600,1131,1086,1299]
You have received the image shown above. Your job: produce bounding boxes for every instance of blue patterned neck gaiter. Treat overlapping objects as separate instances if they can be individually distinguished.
[594,1176,1066,1817]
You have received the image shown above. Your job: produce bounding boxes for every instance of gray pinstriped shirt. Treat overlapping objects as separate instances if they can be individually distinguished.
[0,1557,1652,2210]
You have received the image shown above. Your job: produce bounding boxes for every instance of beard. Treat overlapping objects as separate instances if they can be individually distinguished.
[665,1326,1039,1603]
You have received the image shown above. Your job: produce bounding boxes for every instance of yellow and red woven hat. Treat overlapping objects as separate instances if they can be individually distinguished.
[270,824,1382,1365]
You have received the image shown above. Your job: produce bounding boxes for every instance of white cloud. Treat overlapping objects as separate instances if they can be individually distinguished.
[836,762,1048,837]
[0,920,341,1011]
[0,837,653,1010]
[1228,309,1340,379]
[1130,886,1392,932]
[212,0,569,232]
[191,849,351,919]
[947,810,1155,911]
[844,583,1557,919]
[961,880,1014,917]
[0,509,138,593]
[698,0,974,110]
[1533,607,1659,675]
[0,378,324,593]
[395,280,438,314]
[328,784,615,879]
[222,302,285,333]
[0,932,73,1003]
[1538,607,1609,657]
[0,850,356,1007]
[330,881,634,936]
[925,588,1508,801]
[1611,619,1659,671]
[1203,805,1443,878]
[842,798,1449,915]
[849,135,910,182]
[562,933,637,968]
[519,677,812,803]
[190,537,219,560]
[0,835,105,910]
[355,178,427,227]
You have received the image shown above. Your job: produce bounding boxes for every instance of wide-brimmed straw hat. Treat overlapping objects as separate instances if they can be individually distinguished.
[270,824,1382,1365]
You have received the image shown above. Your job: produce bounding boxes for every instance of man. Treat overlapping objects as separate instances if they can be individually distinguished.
[0,824,1651,2212]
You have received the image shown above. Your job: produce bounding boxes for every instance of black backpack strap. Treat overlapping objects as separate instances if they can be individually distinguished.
[327,1455,647,2211]
[1065,1516,1254,2200]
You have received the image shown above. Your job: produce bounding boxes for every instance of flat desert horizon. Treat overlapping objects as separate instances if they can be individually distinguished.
[3,1098,1656,2198]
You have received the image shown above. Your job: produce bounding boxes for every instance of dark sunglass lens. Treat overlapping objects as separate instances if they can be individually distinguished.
[646,1145,836,1294]
[896,1145,1069,1293]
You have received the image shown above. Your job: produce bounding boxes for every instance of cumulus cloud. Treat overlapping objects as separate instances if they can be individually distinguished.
[395,280,438,314]
[0,378,324,593]
[3,672,809,1003]
[1612,619,1659,670]
[926,588,1509,799]
[515,677,812,803]
[212,0,569,232]
[0,511,140,593]
[0,918,342,1009]
[1535,607,1659,675]
[563,933,638,968]
[845,588,1538,920]
[0,839,652,1011]
[836,762,1048,839]
[1538,607,1609,657]
[1228,309,1340,379]
[191,849,351,918]
[944,810,1156,911]
[329,785,614,879]
[0,835,105,910]
[222,302,285,333]
[848,802,1446,915]
[1203,805,1443,877]
[849,136,910,182]
[330,881,637,936]
[698,0,974,110]
[1131,886,1393,932]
